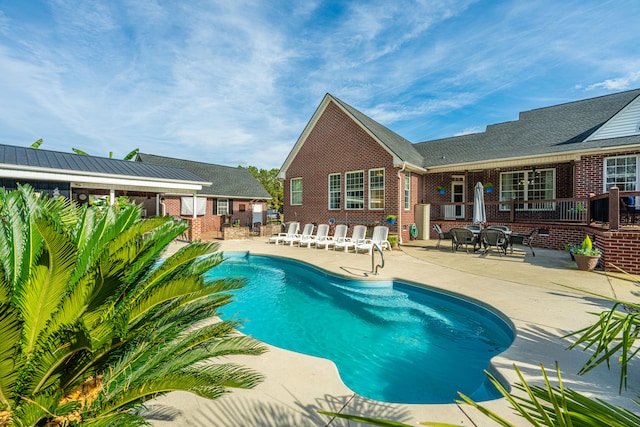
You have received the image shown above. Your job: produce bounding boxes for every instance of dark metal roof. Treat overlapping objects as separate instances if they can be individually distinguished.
[137,153,272,199]
[0,144,209,182]
[414,89,640,168]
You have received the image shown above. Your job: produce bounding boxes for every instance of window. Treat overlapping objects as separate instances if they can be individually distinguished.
[345,171,364,209]
[604,155,637,191]
[217,199,229,215]
[500,168,555,210]
[290,178,302,205]
[369,168,385,209]
[328,173,341,210]
[404,172,411,210]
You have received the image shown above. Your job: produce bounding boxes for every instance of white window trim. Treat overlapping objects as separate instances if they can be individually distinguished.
[345,170,365,210]
[290,177,303,206]
[404,172,411,210]
[328,173,341,210]
[368,168,385,210]
[499,168,556,211]
[217,198,229,215]
[603,154,639,192]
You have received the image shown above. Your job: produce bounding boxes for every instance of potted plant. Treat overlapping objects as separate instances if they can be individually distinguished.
[484,182,494,193]
[572,235,601,271]
[385,214,397,224]
[437,186,446,195]
[562,242,576,261]
[387,234,399,250]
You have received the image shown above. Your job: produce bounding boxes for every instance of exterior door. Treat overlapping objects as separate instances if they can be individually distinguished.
[252,204,263,224]
[452,177,465,218]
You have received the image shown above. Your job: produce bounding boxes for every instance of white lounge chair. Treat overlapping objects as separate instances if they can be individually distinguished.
[356,226,390,255]
[334,225,367,252]
[318,224,348,250]
[290,223,315,246]
[268,222,299,245]
[301,224,330,248]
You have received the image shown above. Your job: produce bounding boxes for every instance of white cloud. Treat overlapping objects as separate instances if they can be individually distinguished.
[586,71,640,91]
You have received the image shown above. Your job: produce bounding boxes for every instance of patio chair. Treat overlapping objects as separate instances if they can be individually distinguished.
[486,225,510,232]
[479,228,509,256]
[510,227,538,256]
[450,227,478,254]
[465,224,483,233]
[268,222,299,245]
[356,225,390,255]
[290,223,315,246]
[301,223,330,248]
[334,225,366,252]
[320,224,348,250]
[432,224,451,249]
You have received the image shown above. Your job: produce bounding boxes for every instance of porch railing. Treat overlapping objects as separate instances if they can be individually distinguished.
[430,189,639,230]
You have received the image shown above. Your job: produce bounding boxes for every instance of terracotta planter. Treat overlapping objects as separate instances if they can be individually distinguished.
[573,254,600,271]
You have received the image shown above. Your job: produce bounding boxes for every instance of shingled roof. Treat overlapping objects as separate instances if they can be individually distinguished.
[331,95,424,168]
[137,153,272,199]
[0,144,208,183]
[414,88,640,168]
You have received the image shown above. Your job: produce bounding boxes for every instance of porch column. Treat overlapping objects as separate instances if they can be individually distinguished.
[110,188,115,206]
[192,193,197,219]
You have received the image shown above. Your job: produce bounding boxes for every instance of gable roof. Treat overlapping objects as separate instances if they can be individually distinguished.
[137,153,272,199]
[0,143,209,191]
[414,89,640,170]
[279,93,425,176]
[330,95,425,168]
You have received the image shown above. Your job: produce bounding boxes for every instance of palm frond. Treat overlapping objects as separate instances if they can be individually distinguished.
[82,411,150,427]
[0,304,21,410]
[123,148,140,161]
[15,218,77,355]
[566,303,640,391]
[456,363,640,427]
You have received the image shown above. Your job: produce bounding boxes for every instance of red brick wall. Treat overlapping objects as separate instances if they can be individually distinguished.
[284,101,407,238]
[575,150,640,197]
[161,196,267,235]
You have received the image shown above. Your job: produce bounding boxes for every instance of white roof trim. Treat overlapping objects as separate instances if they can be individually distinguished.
[1,167,209,191]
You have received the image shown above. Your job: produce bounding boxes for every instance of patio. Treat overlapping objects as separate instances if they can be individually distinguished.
[145,237,640,426]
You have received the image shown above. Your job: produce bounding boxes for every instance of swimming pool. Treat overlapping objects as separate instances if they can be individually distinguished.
[206,252,514,404]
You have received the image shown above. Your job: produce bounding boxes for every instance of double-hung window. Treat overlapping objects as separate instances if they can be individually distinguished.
[500,168,555,210]
[217,199,229,215]
[290,178,303,205]
[328,173,341,210]
[345,171,364,210]
[404,172,411,210]
[369,168,384,209]
[604,155,638,191]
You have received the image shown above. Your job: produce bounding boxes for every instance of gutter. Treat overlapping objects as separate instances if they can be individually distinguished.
[397,162,406,244]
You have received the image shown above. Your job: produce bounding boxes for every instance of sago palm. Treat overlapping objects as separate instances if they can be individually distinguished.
[0,185,266,426]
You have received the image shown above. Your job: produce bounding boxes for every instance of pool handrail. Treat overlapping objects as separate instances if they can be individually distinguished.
[372,242,385,275]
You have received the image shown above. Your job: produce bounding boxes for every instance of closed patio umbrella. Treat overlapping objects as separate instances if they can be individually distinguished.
[473,181,486,224]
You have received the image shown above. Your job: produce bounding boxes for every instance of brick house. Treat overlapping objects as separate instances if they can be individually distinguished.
[136,153,272,238]
[279,90,640,272]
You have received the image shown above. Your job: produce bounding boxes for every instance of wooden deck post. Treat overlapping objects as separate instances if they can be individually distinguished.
[609,186,620,230]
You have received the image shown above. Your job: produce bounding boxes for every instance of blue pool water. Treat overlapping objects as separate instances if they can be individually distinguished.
[206,253,514,404]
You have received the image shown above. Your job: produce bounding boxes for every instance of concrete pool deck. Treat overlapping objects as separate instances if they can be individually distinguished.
[146,238,640,426]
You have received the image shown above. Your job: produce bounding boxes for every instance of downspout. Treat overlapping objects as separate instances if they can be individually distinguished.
[397,162,406,244]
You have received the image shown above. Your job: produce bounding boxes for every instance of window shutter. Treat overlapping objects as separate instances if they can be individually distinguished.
[229,199,234,214]
[213,198,218,215]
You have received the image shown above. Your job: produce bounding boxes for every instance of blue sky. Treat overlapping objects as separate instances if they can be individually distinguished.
[1,0,639,169]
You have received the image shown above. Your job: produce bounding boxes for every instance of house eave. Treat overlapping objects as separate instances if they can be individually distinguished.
[1,165,211,192]
[425,144,640,173]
